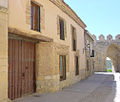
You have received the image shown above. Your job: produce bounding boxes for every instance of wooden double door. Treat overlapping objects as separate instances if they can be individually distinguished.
[8,39,36,100]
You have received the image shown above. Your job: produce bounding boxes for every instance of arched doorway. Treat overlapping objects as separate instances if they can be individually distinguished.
[106,44,120,72]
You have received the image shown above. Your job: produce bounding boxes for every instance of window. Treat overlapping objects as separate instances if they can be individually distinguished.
[31,2,40,32]
[59,55,66,81]
[72,26,76,51]
[75,56,79,76]
[59,19,65,40]
[87,60,89,71]
[93,61,95,69]
[90,50,95,57]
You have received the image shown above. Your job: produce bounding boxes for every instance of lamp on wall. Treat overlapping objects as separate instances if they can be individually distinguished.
[87,44,90,49]
[84,43,90,50]
[83,43,90,54]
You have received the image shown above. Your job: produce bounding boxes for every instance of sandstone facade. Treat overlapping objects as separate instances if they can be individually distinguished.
[0,1,9,102]
[0,0,94,101]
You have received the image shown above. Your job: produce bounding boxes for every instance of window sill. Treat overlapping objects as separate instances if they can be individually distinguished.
[60,79,66,81]
[31,29,41,33]
[60,39,65,41]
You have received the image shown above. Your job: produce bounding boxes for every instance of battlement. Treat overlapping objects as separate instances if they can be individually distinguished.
[92,34,120,41]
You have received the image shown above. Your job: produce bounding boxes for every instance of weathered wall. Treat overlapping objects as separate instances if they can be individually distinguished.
[0,1,9,101]
[36,42,60,93]
[8,0,86,94]
[8,0,85,45]
[84,31,94,77]
[94,41,107,72]
[36,41,86,93]
[8,0,86,76]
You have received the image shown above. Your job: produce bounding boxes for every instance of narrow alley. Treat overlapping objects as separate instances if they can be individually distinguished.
[14,72,120,102]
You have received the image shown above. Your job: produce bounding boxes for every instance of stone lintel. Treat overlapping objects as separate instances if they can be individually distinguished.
[8,27,53,42]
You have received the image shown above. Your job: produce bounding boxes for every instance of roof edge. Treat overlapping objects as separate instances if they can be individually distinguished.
[49,0,87,29]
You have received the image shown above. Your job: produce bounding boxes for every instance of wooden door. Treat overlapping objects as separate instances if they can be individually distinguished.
[8,39,36,100]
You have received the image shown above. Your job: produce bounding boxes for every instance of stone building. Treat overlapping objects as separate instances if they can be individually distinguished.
[0,0,93,101]
[84,30,95,77]
[93,34,120,72]
[0,0,8,102]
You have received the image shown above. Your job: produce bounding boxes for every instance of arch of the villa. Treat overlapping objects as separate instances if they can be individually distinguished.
[94,42,120,72]
[105,43,120,72]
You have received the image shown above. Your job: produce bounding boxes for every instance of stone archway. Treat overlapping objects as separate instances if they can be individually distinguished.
[93,34,120,72]
[106,44,120,72]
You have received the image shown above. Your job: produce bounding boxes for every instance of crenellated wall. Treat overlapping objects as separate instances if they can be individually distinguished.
[93,34,120,41]
[93,34,120,72]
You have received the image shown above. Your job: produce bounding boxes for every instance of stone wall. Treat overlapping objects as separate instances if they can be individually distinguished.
[36,42,60,93]
[2,0,87,101]
[84,30,94,77]
[93,34,120,72]
[0,4,9,102]
[35,41,87,94]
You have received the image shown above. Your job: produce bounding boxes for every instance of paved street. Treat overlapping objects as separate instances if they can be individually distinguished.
[14,72,120,102]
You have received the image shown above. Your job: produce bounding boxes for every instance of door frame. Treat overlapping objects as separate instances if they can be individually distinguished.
[8,34,37,100]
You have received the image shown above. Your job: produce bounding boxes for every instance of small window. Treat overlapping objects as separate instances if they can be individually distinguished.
[59,55,66,81]
[72,26,76,51]
[90,50,95,57]
[31,2,40,32]
[59,19,65,40]
[75,56,79,76]
[87,60,89,71]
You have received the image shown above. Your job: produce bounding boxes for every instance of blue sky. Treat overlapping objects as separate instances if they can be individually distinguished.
[64,0,120,39]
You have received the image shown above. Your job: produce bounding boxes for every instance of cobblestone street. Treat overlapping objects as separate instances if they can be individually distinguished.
[14,72,120,102]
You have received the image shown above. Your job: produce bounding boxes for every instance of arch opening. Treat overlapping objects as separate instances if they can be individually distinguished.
[106,57,115,72]
[106,44,120,72]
